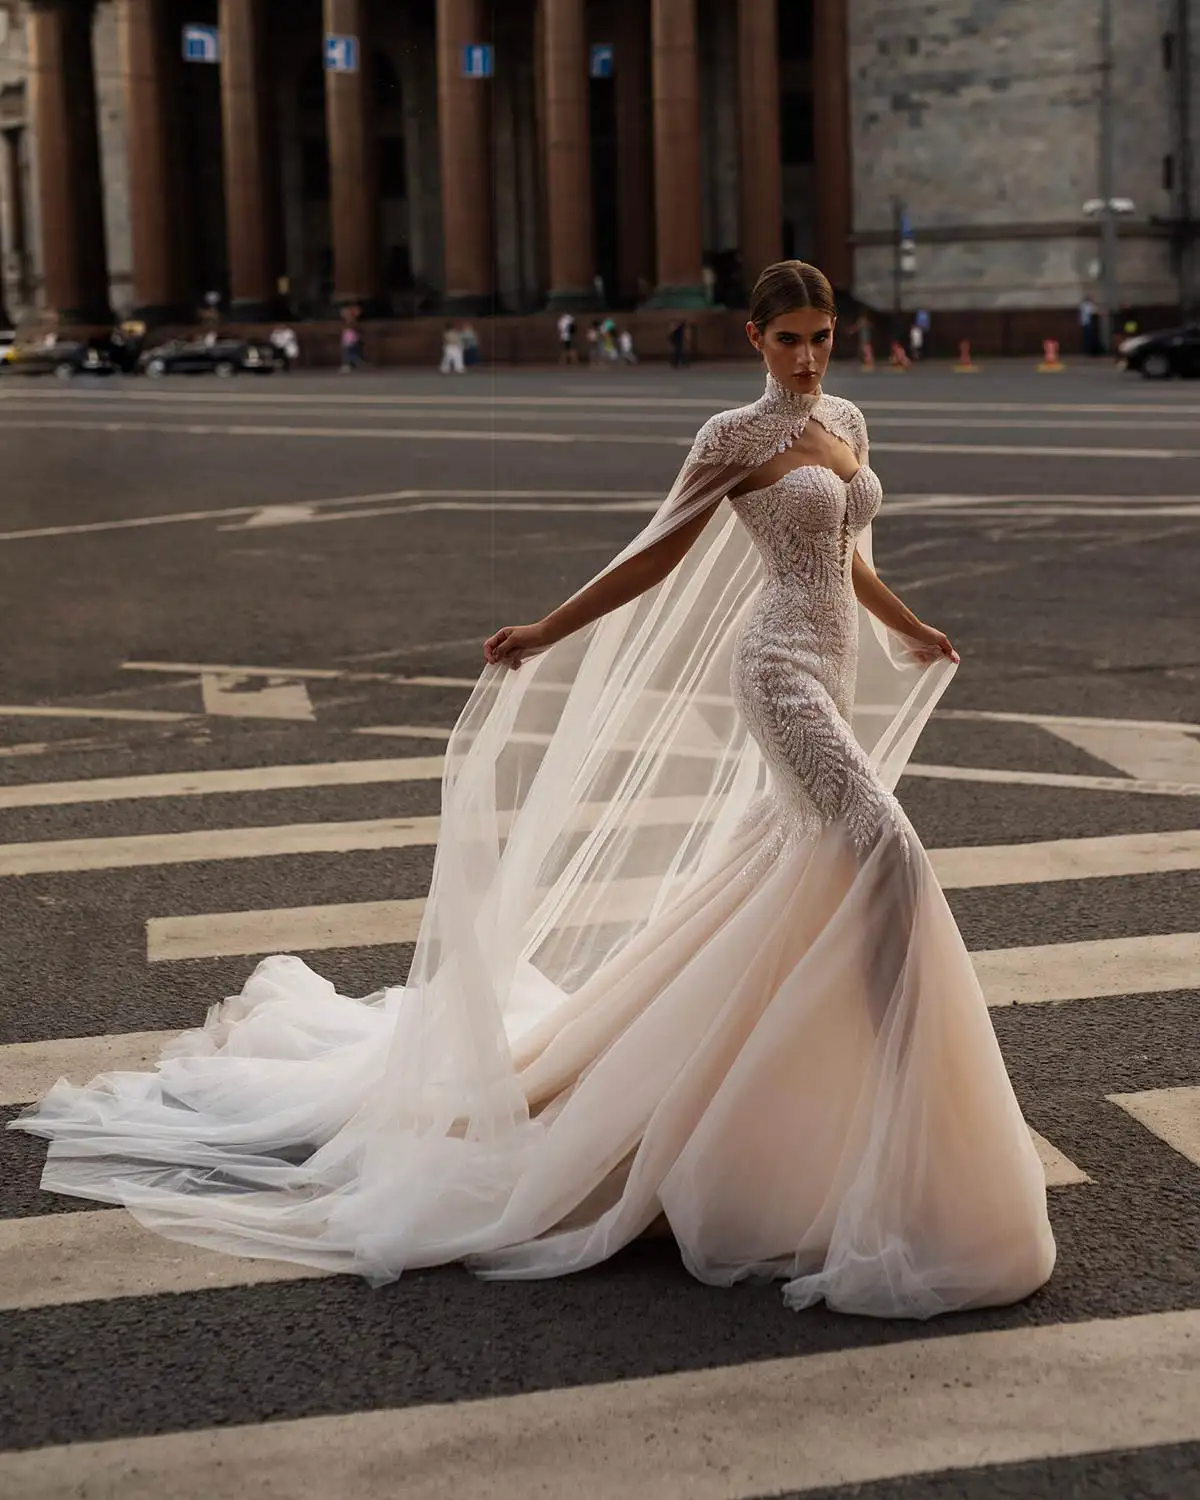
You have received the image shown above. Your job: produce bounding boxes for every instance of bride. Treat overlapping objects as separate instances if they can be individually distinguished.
[14,261,1055,1320]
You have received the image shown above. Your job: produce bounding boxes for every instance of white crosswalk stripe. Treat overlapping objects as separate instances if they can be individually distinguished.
[2,713,1196,1496]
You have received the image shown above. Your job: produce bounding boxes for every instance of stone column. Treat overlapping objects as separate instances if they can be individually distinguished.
[614,0,653,303]
[737,0,782,297]
[649,0,704,307]
[120,0,189,320]
[542,0,594,309]
[0,132,13,326]
[27,0,113,324]
[436,0,493,312]
[218,0,286,317]
[1,131,30,313]
[812,0,853,290]
[323,0,384,309]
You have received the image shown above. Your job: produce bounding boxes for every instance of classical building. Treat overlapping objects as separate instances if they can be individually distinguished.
[0,0,1196,347]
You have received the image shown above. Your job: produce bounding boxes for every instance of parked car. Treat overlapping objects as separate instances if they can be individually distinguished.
[1118,324,1200,379]
[1,339,115,379]
[138,337,280,378]
[0,329,16,365]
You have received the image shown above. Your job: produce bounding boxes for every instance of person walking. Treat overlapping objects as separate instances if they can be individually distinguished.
[557,311,577,364]
[439,322,465,375]
[617,327,637,365]
[14,260,1055,1323]
[1079,295,1100,357]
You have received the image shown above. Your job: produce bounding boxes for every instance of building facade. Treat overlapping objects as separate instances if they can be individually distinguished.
[0,0,1196,339]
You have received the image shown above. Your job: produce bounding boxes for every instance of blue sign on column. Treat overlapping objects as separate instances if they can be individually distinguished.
[589,44,614,79]
[462,43,493,78]
[182,23,219,63]
[324,34,359,73]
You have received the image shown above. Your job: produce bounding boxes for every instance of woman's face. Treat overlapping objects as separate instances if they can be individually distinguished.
[746,308,835,394]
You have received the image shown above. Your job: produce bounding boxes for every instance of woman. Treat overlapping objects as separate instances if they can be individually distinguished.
[14,262,1055,1320]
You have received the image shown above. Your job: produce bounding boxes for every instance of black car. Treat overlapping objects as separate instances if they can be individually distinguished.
[138,337,280,378]
[1,339,116,379]
[1118,324,1200,379]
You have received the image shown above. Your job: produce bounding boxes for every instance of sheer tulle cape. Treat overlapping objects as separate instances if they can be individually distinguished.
[14,392,1054,1318]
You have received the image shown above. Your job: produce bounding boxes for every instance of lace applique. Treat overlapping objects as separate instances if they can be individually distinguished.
[705,376,906,863]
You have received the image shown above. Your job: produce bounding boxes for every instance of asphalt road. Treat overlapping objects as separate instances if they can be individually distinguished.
[0,359,1197,1499]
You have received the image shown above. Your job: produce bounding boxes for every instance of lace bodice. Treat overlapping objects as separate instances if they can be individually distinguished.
[721,381,905,859]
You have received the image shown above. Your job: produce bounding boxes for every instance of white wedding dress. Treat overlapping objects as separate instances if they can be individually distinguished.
[13,378,1056,1319]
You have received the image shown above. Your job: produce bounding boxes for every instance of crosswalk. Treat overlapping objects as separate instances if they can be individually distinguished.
[2,726,1198,1495]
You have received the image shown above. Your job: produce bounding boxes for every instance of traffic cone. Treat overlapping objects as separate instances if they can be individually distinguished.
[1037,338,1065,372]
[953,339,979,373]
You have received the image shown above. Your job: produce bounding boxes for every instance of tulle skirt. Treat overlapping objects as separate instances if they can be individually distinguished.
[14,795,1055,1321]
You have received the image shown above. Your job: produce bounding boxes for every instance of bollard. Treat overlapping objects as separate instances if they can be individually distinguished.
[954,339,979,373]
[1037,338,1065,372]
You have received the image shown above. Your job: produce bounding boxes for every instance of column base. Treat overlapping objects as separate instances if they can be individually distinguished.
[53,303,117,328]
[229,296,291,322]
[333,294,392,320]
[545,287,602,313]
[130,302,196,328]
[441,291,497,317]
[644,283,709,310]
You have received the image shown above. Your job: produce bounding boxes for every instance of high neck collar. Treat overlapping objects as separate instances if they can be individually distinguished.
[758,371,822,414]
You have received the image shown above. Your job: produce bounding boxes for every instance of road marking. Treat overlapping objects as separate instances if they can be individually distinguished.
[1107,1086,1200,1170]
[905,762,1200,797]
[0,1310,1195,1497]
[930,828,1200,886]
[0,1031,176,1105]
[937,708,1200,734]
[200,671,315,721]
[0,705,194,723]
[0,819,443,877]
[974,932,1200,1006]
[0,757,445,809]
[1040,722,1200,784]
[0,1209,324,1313]
[4,416,1198,460]
[148,897,425,958]
[1030,1130,1091,1186]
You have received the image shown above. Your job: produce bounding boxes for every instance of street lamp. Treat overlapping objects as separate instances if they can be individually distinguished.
[1082,197,1135,353]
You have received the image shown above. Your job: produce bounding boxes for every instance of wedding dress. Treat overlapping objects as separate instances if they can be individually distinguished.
[12,376,1056,1319]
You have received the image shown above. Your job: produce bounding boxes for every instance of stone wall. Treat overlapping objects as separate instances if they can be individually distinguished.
[847,0,1184,314]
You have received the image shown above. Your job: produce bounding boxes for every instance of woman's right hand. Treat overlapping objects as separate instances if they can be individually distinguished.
[483,622,550,670]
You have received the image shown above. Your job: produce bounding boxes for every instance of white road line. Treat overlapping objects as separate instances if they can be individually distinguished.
[1040,722,1200,784]
[0,1031,180,1107]
[0,757,445,810]
[931,829,1200,886]
[0,705,194,723]
[975,932,1200,1006]
[4,416,1198,459]
[148,897,425,959]
[938,707,1200,735]
[1030,1130,1091,1187]
[0,1209,324,1313]
[1,1311,1196,1498]
[1107,1086,1200,1170]
[905,762,1200,797]
[0,818,442,877]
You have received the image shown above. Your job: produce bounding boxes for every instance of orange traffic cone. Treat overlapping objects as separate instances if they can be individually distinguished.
[954,339,979,373]
[1037,338,1065,372]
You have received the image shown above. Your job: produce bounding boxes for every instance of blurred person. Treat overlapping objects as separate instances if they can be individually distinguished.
[439,322,465,375]
[461,322,481,368]
[269,325,300,372]
[1079,295,1100,356]
[618,327,637,364]
[557,310,577,364]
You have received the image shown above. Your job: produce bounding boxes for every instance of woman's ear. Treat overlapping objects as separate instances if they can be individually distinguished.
[745,320,762,353]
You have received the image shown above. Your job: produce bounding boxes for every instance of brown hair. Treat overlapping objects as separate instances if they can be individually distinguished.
[749,261,836,332]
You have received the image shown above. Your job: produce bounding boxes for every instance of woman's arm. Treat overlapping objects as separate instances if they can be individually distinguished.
[851,549,960,663]
[485,499,722,669]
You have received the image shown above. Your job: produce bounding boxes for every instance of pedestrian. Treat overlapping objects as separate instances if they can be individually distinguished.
[269,325,299,372]
[557,310,577,364]
[600,315,618,364]
[586,319,601,366]
[460,321,480,368]
[907,318,924,362]
[1079,295,1099,357]
[439,322,465,375]
[668,318,687,368]
[617,327,637,365]
[851,311,874,369]
[340,314,366,373]
[16,259,1056,1327]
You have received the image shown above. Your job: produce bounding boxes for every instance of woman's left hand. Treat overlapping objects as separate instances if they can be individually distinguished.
[901,622,961,665]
